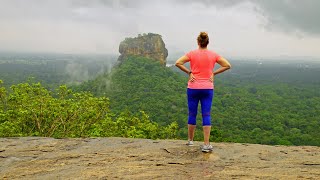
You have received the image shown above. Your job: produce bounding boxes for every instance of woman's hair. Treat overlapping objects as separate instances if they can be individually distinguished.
[197,32,209,48]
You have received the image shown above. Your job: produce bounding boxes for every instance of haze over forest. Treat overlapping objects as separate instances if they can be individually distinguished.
[0,0,320,60]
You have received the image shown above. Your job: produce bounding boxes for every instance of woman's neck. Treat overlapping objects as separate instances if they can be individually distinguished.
[198,45,207,50]
[198,47,207,50]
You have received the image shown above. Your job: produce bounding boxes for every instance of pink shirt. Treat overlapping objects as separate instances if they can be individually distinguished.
[186,49,220,89]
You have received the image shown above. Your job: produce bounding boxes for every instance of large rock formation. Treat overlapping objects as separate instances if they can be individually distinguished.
[1,137,320,179]
[118,33,168,65]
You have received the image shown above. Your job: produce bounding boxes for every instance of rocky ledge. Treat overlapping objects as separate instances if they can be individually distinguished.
[0,137,319,179]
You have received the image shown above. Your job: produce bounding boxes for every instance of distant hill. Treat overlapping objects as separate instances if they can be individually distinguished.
[78,56,188,127]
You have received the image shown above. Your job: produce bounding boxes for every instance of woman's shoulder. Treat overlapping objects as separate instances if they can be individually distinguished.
[186,49,198,57]
[187,49,205,55]
[206,49,218,53]
[187,49,199,53]
[191,49,217,53]
[206,49,220,56]
[187,49,219,57]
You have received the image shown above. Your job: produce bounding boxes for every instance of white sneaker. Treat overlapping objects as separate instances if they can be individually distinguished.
[186,140,194,146]
[201,144,213,152]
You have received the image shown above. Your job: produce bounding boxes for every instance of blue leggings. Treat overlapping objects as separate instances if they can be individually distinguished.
[187,88,214,126]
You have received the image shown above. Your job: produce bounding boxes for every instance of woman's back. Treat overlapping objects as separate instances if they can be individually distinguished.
[186,49,220,89]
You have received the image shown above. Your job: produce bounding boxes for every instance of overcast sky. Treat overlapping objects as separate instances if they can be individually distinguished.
[0,0,319,59]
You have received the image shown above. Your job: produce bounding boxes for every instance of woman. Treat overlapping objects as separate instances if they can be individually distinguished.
[175,32,231,152]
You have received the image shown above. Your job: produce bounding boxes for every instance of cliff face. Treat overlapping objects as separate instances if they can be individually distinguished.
[118,33,168,65]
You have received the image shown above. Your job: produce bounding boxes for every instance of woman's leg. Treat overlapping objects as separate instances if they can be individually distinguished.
[200,89,214,145]
[188,124,196,141]
[203,126,211,145]
[187,89,199,141]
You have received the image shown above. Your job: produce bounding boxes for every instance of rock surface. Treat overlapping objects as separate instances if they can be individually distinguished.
[1,137,320,179]
[118,33,168,65]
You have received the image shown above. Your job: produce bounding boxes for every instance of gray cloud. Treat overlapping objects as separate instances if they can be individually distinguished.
[173,0,247,8]
[190,0,320,35]
[253,0,320,35]
[186,0,320,35]
[0,0,319,58]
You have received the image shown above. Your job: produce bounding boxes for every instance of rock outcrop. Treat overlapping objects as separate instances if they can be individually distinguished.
[1,137,320,179]
[118,33,168,65]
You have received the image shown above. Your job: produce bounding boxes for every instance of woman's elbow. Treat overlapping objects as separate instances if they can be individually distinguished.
[224,64,231,69]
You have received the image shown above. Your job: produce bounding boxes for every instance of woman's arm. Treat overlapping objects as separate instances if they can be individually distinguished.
[175,55,190,74]
[175,55,196,82]
[214,57,231,75]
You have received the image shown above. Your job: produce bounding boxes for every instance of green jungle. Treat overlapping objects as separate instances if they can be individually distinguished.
[1,54,320,146]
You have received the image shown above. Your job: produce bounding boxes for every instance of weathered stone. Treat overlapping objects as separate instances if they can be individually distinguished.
[118,33,168,65]
[1,137,320,179]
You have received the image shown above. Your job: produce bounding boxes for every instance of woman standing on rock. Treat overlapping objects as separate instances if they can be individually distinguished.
[175,32,231,152]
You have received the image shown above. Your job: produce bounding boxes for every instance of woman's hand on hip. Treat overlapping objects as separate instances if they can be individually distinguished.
[189,73,196,82]
[209,73,215,83]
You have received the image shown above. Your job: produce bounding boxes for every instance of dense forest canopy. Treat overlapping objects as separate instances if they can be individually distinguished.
[0,53,319,146]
